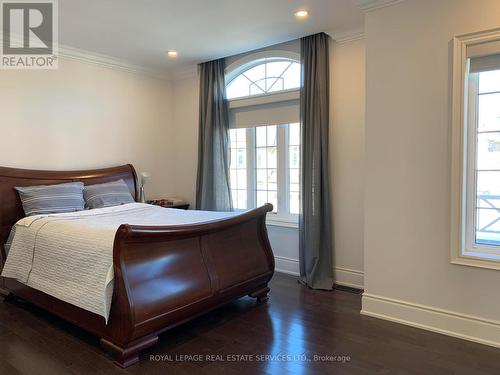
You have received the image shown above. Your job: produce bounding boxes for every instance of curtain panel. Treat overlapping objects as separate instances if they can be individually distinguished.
[195,59,233,211]
[299,32,334,290]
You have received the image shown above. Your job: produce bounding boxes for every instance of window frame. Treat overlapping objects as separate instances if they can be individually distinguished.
[229,124,300,228]
[463,71,500,259]
[226,50,301,228]
[225,50,301,100]
[451,29,500,270]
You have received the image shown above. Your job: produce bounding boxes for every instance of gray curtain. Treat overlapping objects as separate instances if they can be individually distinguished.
[299,32,334,290]
[195,59,233,211]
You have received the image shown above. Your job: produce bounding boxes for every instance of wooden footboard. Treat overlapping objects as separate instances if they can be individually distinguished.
[0,165,275,368]
[101,204,275,367]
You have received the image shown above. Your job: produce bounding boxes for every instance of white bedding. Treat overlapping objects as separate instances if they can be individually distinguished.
[1,203,238,322]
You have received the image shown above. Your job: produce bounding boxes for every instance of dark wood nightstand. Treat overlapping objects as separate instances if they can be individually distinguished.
[168,204,190,210]
[147,200,190,210]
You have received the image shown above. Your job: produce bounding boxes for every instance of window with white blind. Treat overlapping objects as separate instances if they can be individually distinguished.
[451,31,500,268]
[226,51,301,227]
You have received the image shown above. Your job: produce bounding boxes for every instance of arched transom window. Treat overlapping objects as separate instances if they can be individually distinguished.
[226,58,300,99]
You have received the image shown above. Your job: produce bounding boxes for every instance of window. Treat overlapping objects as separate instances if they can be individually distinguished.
[226,58,300,100]
[255,125,278,210]
[226,52,301,226]
[229,128,248,209]
[451,31,500,268]
[470,70,500,248]
[229,123,301,222]
[289,122,301,214]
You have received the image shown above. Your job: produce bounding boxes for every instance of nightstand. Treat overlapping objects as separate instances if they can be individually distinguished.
[147,199,190,210]
[167,203,190,210]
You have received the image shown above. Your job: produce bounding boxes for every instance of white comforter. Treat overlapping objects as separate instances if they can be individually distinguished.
[1,203,238,322]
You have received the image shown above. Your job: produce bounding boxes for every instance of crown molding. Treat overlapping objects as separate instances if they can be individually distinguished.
[330,29,365,44]
[357,0,406,12]
[58,45,171,81]
[170,65,198,81]
[0,33,171,80]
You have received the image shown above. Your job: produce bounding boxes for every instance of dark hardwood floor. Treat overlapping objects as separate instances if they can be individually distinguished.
[1,273,500,374]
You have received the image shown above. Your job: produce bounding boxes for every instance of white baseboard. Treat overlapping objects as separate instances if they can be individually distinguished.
[274,256,300,276]
[274,257,364,289]
[362,293,500,348]
[334,267,364,289]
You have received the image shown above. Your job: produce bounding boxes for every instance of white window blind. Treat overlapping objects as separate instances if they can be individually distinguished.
[229,99,299,129]
[467,40,500,73]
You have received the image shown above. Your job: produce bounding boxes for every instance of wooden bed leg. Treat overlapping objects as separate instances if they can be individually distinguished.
[249,286,270,303]
[3,292,15,302]
[100,335,158,368]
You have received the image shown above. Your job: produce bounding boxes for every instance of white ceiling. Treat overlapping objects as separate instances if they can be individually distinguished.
[59,0,364,74]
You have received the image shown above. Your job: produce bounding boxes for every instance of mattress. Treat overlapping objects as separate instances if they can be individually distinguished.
[1,203,238,322]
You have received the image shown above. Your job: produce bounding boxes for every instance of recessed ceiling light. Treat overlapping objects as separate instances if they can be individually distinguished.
[166,50,178,58]
[294,10,308,19]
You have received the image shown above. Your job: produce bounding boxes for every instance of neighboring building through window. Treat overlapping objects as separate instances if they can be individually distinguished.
[226,52,301,226]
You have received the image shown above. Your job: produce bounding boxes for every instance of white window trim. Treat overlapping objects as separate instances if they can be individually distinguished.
[231,210,298,228]
[230,125,300,228]
[451,27,500,270]
[225,50,301,84]
[228,89,299,109]
[266,214,299,229]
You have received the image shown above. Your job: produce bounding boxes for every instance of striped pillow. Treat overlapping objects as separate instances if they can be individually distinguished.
[15,182,85,217]
[84,179,134,209]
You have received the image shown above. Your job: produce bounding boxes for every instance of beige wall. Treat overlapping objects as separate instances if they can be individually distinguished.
[171,74,199,205]
[362,0,500,344]
[331,38,366,285]
[0,58,174,198]
[170,38,366,287]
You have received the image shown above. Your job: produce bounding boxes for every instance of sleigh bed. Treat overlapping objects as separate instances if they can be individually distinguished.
[0,164,275,367]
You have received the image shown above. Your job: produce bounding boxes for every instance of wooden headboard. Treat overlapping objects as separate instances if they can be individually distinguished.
[0,164,138,265]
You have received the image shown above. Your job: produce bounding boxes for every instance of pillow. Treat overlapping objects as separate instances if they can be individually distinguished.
[84,179,134,209]
[15,182,85,217]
